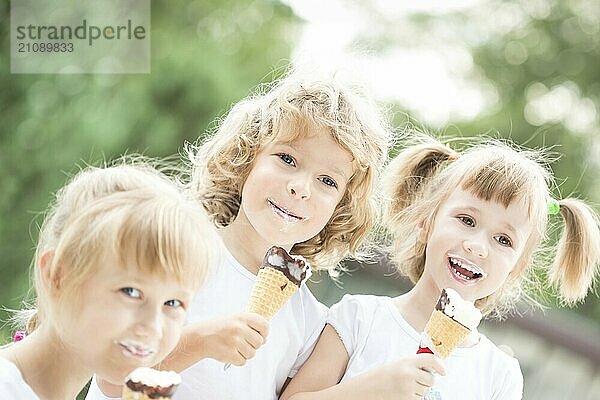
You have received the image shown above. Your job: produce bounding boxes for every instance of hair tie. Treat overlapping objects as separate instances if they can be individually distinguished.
[13,330,26,342]
[547,198,560,215]
[447,152,459,162]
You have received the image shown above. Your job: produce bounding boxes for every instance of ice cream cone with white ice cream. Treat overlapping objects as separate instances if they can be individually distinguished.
[417,288,482,359]
[224,246,312,370]
[121,367,181,400]
[247,246,312,318]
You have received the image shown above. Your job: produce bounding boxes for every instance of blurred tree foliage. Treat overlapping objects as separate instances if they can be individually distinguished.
[1,0,599,347]
[0,0,297,342]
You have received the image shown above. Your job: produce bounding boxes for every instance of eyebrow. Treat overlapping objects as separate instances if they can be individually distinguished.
[502,223,519,239]
[454,206,519,237]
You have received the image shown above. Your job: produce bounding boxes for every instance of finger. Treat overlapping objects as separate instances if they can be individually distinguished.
[231,351,247,366]
[236,339,256,360]
[415,387,430,398]
[237,341,257,360]
[415,369,435,388]
[245,327,265,349]
[417,353,446,376]
[245,313,270,338]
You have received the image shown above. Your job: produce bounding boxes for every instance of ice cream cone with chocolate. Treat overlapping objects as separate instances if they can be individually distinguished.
[121,367,181,400]
[224,246,312,370]
[247,246,312,319]
[417,288,482,359]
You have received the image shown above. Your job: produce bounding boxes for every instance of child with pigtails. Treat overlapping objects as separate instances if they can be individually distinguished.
[281,135,600,400]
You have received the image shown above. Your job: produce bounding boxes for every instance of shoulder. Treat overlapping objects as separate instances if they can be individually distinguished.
[290,284,328,323]
[478,335,523,384]
[0,357,21,382]
[330,294,389,317]
[327,294,390,354]
[0,357,39,399]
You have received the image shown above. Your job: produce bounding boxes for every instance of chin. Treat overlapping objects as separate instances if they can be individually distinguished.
[260,228,300,247]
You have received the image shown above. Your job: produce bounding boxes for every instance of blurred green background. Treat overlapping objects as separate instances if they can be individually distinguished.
[1,0,599,398]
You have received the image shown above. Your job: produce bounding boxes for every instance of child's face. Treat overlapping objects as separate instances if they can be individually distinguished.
[238,127,353,249]
[56,246,194,384]
[422,187,533,303]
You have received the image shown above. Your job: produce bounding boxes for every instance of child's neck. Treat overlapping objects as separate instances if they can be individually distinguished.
[394,283,439,333]
[1,326,92,399]
[219,223,293,275]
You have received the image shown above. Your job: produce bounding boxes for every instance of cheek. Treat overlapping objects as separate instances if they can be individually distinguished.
[309,195,340,228]
[241,173,274,208]
[159,318,185,353]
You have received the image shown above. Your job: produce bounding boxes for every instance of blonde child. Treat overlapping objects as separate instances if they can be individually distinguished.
[0,163,215,399]
[88,71,392,399]
[281,135,600,400]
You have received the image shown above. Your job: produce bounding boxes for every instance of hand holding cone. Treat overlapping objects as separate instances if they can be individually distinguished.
[224,246,312,370]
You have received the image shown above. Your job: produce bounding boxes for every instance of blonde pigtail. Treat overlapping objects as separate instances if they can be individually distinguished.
[25,310,39,334]
[549,198,600,304]
[384,138,457,219]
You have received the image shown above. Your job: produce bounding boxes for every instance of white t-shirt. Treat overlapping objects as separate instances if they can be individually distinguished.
[329,295,523,400]
[0,357,40,400]
[85,244,328,400]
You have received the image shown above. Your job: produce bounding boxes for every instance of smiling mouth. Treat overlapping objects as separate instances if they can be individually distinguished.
[447,255,487,285]
[118,339,156,360]
[268,199,305,222]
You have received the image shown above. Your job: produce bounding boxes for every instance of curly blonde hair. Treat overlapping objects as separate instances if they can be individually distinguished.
[189,72,392,271]
[383,135,600,318]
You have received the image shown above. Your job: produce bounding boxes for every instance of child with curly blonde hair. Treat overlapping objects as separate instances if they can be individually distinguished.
[281,135,600,400]
[87,71,392,400]
[0,162,215,399]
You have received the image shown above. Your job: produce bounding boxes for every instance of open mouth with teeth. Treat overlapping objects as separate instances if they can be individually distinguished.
[447,256,486,284]
[268,200,304,222]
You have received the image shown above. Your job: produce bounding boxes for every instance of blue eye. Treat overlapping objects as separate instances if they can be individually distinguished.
[165,299,184,308]
[320,176,338,189]
[121,287,142,299]
[494,235,513,247]
[277,153,296,167]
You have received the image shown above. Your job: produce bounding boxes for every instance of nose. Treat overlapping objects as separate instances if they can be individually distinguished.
[134,304,163,339]
[463,238,488,259]
[287,175,311,200]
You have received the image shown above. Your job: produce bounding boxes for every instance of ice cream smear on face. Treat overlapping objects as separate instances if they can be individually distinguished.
[123,367,181,399]
[437,288,482,330]
[417,288,482,359]
[265,246,312,286]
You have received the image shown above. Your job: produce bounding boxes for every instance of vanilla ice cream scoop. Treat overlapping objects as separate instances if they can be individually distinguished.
[122,367,181,400]
[417,288,483,359]
[436,288,482,330]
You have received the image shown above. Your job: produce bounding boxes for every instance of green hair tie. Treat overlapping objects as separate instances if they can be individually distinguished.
[547,198,560,215]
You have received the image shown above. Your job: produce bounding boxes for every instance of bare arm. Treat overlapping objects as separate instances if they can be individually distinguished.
[280,325,446,400]
[280,324,350,400]
[159,312,269,372]
[96,313,269,398]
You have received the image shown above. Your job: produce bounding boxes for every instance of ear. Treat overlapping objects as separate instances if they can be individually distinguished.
[39,250,61,292]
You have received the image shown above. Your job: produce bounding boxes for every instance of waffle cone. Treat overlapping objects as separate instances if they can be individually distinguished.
[247,267,298,319]
[424,309,470,359]
[122,386,173,400]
